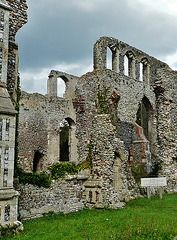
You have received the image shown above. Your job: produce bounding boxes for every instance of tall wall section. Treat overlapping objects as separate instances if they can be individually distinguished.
[18,70,79,172]
[154,68,177,190]
[74,69,157,165]
[18,91,67,172]
[92,36,177,190]
[6,0,27,98]
[17,36,177,220]
[0,0,27,226]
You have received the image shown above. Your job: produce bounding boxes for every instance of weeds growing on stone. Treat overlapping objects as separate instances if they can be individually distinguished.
[3,193,177,240]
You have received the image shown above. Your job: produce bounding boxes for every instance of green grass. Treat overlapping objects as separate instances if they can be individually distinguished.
[3,193,177,240]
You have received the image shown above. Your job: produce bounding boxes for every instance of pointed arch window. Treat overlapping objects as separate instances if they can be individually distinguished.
[124,51,135,78]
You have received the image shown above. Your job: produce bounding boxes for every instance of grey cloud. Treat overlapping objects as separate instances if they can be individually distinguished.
[17,0,177,75]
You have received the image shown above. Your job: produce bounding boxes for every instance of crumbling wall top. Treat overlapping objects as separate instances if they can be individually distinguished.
[93,36,170,73]
[7,0,28,42]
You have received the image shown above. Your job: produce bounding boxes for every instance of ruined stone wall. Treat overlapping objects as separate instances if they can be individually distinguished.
[17,36,177,221]
[6,0,27,97]
[74,69,157,164]
[17,114,140,220]
[154,68,177,191]
[84,114,139,209]
[93,36,169,86]
[18,91,67,172]
[16,179,86,220]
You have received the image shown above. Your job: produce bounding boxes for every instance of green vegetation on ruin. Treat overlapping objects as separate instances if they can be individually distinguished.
[95,84,110,114]
[15,143,92,187]
[2,193,177,240]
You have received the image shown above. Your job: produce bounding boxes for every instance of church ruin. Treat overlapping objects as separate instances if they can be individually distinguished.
[17,36,177,218]
[0,0,176,222]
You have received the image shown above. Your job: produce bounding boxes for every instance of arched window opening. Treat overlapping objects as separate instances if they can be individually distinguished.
[60,119,69,162]
[139,62,143,82]
[33,150,43,173]
[107,47,112,70]
[124,52,135,78]
[136,97,152,140]
[57,77,66,97]
[124,55,129,76]
[59,118,78,163]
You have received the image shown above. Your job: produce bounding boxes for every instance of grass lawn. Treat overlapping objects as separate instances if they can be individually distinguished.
[3,193,177,240]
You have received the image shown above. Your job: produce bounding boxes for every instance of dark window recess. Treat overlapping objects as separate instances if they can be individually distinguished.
[33,151,43,173]
[60,122,69,161]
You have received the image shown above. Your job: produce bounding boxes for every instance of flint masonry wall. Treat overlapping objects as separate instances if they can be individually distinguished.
[18,70,80,171]
[84,114,139,209]
[17,36,177,220]
[74,69,157,165]
[92,36,177,190]
[6,0,28,97]
[155,68,177,190]
[17,114,139,220]
[16,178,86,220]
[18,91,67,172]
[93,36,168,85]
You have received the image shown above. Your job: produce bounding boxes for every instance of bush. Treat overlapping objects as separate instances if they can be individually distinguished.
[48,161,90,179]
[16,167,51,188]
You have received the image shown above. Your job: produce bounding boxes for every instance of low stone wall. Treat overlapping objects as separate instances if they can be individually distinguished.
[16,178,86,220]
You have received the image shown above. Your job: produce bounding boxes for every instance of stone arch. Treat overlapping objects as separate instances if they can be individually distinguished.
[136,96,155,142]
[47,70,77,100]
[47,73,69,98]
[107,45,119,72]
[140,58,150,83]
[57,77,66,97]
[59,117,78,163]
[93,37,119,71]
[124,51,135,78]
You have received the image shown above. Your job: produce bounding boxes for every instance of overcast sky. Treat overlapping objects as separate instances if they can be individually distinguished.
[16,0,177,96]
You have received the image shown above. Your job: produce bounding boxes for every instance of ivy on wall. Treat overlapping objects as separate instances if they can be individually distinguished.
[15,143,93,188]
[95,84,120,132]
[95,84,110,114]
[15,166,51,188]
[48,143,92,179]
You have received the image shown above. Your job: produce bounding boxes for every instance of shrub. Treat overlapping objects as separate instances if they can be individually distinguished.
[16,167,51,188]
